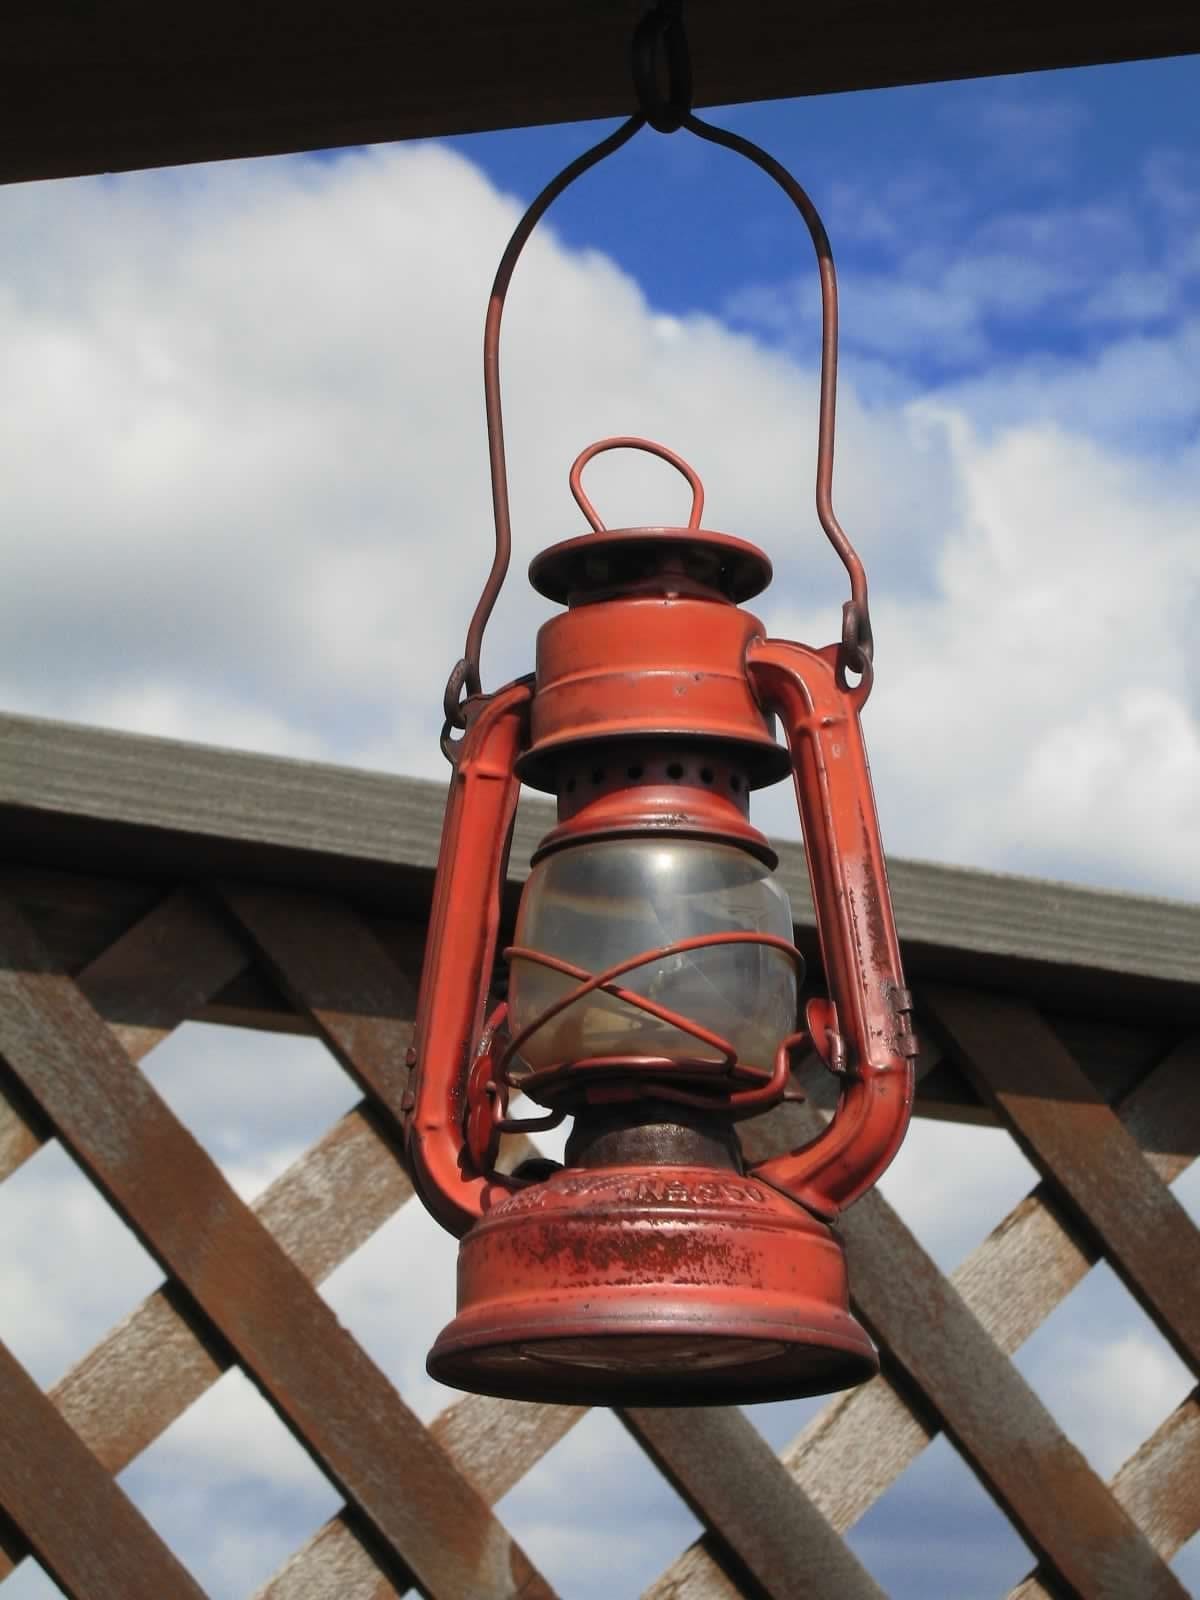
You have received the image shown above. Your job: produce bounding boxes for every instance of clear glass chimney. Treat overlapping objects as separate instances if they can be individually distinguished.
[508,838,799,1081]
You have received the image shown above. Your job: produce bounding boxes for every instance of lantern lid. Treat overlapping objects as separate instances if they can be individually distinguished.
[529,525,773,606]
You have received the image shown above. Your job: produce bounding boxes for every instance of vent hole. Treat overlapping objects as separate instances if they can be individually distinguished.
[730,775,742,793]
[700,767,714,785]
[591,769,605,785]
[564,777,576,794]
[667,762,685,781]
[627,764,644,781]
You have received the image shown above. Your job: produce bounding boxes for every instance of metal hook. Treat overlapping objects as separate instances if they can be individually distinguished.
[631,1,693,133]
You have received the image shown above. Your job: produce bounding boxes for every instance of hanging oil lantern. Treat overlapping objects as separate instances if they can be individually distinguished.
[402,7,917,1406]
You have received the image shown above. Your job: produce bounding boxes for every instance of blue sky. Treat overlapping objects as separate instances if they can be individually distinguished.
[448,56,1199,373]
[0,50,1198,1600]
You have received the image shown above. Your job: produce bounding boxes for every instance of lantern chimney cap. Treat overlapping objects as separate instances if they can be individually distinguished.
[529,525,773,606]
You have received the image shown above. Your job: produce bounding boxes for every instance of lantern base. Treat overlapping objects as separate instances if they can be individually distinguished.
[427,1164,877,1406]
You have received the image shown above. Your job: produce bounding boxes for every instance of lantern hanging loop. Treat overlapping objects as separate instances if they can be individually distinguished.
[442,0,871,758]
[631,0,692,133]
[569,436,705,533]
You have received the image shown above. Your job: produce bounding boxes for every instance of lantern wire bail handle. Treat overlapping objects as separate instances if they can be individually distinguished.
[442,0,871,759]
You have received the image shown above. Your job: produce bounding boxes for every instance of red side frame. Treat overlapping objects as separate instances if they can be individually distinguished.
[746,638,916,1218]
[404,678,533,1236]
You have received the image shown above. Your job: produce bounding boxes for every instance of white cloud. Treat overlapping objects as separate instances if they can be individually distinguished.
[935,318,1200,441]
[1,142,943,780]
[6,138,1196,896]
[761,410,1200,894]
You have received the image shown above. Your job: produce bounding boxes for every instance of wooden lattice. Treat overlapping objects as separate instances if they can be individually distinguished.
[0,864,1197,1599]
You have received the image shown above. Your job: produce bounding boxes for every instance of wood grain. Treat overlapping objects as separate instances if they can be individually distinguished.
[0,1337,209,1600]
[2,4,1200,185]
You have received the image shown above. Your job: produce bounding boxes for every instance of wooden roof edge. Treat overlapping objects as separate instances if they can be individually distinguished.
[2,7,1200,188]
[3,711,1198,1010]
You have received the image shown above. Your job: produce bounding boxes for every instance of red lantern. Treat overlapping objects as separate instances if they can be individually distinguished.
[403,87,917,1407]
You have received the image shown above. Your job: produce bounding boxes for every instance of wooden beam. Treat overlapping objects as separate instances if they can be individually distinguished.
[1,3,1198,186]
[4,713,1200,1024]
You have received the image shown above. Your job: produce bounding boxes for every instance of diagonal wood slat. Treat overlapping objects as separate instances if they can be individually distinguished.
[258,1394,587,1600]
[0,1079,41,1185]
[0,1093,579,1596]
[648,1032,1200,1598]
[78,888,252,1060]
[842,1197,1188,1598]
[256,1512,400,1600]
[0,894,555,1600]
[1106,1388,1200,1566]
[929,986,1200,1376]
[1008,1387,1200,1600]
[219,884,417,1119]
[0,888,249,1185]
[65,1104,411,1461]
[0,1337,209,1600]
[624,1407,886,1600]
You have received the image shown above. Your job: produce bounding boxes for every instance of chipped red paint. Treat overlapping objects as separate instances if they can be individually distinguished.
[429,1161,878,1406]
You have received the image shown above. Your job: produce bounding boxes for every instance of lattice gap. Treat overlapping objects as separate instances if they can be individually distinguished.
[844,1432,1036,1599]
[497,1407,705,1600]
[141,1021,360,1203]
[0,1137,159,1387]
[741,1392,828,1454]
[1176,1157,1200,1224]
[118,1367,341,1600]
[1176,1529,1200,1590]
[875,1113,1039,1274]
[320,1190,462,1424]
[1014,1257,1195,1480]
[0,1558,63,1600]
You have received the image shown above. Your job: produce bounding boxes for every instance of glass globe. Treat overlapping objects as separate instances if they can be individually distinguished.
[508,838,799,1081]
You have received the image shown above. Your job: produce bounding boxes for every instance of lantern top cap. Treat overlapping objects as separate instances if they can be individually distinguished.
[528,524,773,606]
[530,436,773,605]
